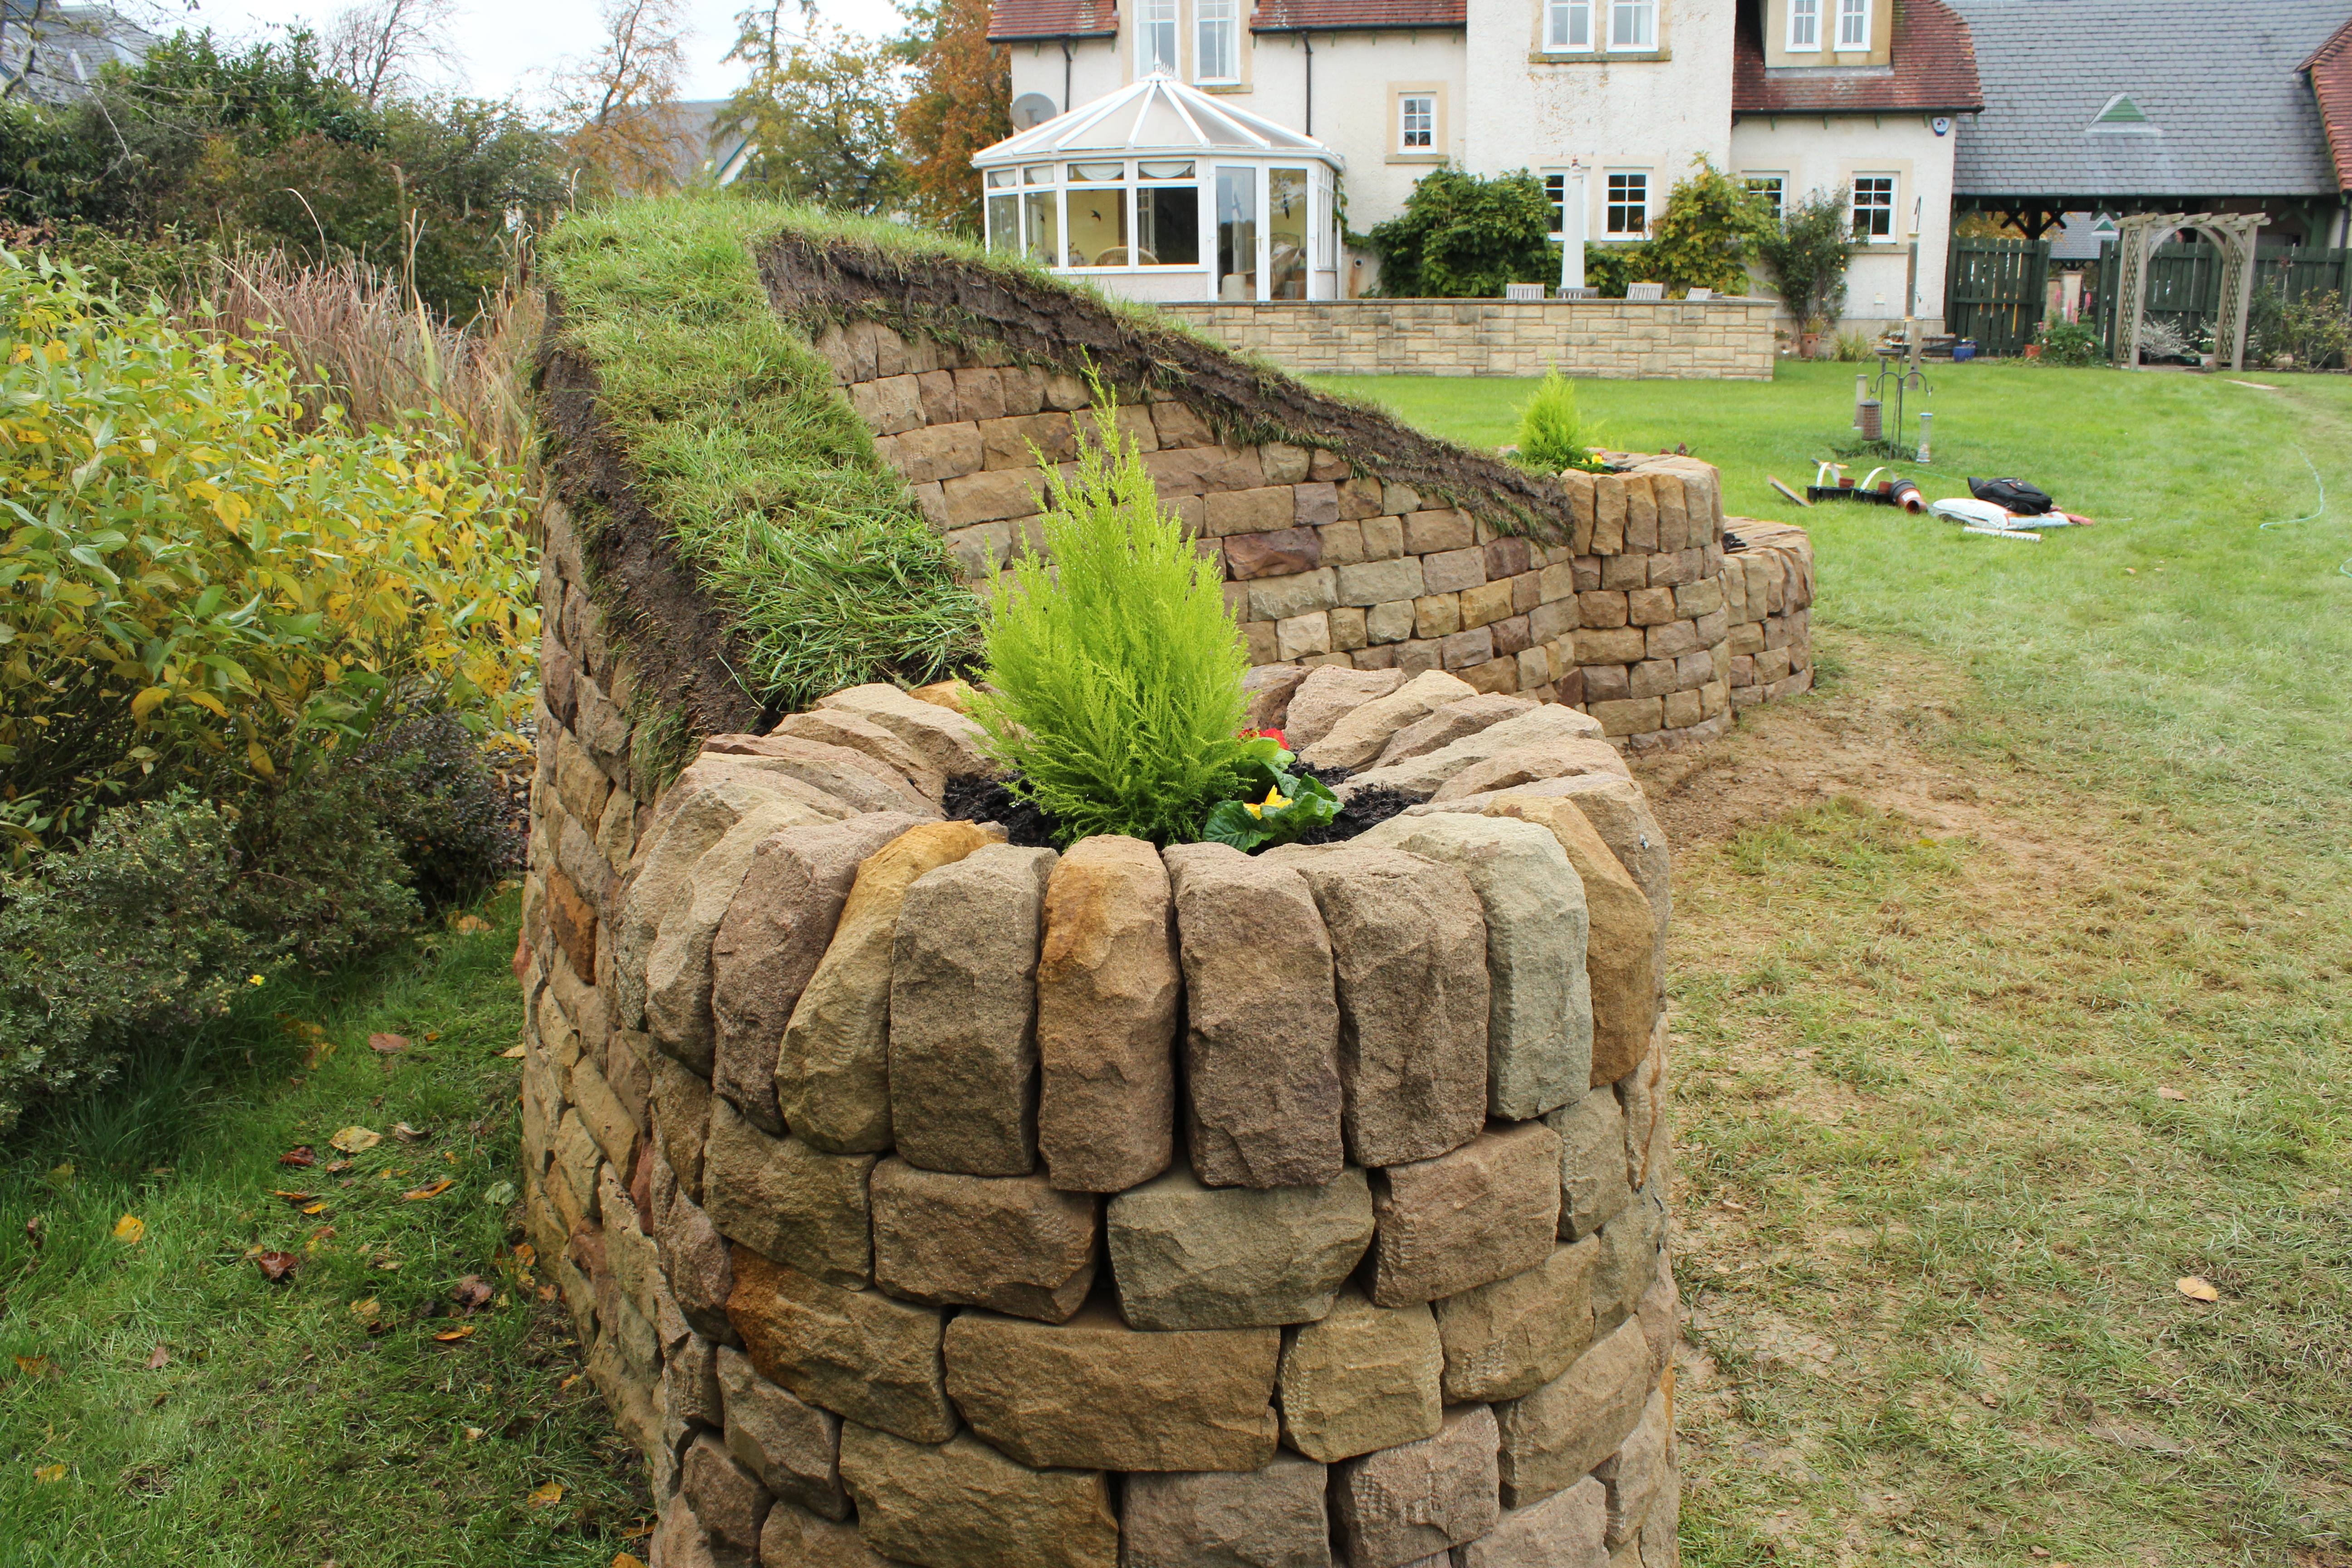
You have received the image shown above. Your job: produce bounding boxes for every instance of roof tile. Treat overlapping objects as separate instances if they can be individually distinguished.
[2308,16,2352,191]
[989,0,1118,40]
[1732,0,1983,116]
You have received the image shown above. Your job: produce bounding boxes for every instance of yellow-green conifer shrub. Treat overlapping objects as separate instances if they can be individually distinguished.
[0,252,537,848]
[1514,368,1607,475]
[971,388,1250,845]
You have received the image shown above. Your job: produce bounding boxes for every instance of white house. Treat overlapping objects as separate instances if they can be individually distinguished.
[984,0,1984,329]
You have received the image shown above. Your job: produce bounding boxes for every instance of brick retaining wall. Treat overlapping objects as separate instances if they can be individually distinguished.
[1155,298,1780,381]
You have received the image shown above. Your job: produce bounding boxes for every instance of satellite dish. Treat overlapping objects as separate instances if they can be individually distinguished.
[1011,93,1059,131]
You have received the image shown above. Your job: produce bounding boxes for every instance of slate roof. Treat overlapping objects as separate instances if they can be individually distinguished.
[1732,0,1982,116]
[1946,0,2347,198]
[989,0,1119,40]
[2309,17,2352,191]
[0,2,151,103]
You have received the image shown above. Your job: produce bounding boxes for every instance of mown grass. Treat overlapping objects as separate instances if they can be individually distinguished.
[0,897,645,1566]
[1315,363,2352,1566]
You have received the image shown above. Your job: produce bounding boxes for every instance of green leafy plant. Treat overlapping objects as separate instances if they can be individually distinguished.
[1639,156,1776,297]
[1514,368,1609,475]
[1833,328,1875,362]
[1200,735,1339,852]
[1753,186,1852,342]
[2249,287,2350,369]
[2034,317,2102,367]
[1366,168,1554,299]
[970,383,1251,846]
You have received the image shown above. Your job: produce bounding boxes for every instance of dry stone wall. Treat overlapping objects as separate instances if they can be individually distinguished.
[519,529,1686,1566]
[812,319,1810,755]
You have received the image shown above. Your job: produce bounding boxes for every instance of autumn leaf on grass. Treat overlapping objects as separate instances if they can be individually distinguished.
[499,1043,527,1059]
[14,1355,53,1379]
[144,1344,170,1369]
[33,1463,65,1485]
[251,1250,300,1283]
[526,1480,564,1509]
[278,1147,317,1168]
[112,1214,146,1244]
[271,1190,314,1206]
[323,1159,354,1175]
[391,1122,429,1143]
[2176,1276,2220,1303]
[403,1179,455,1201]
[451,1276,494,1313]
[452,914,491,934]
[2156,1085,2190,1102]
[431,1325,475,1343]
[329,1127,382,1154]
[349,1298,387,1334]
[369,1033,408,1054]
[614,1554,648,1568]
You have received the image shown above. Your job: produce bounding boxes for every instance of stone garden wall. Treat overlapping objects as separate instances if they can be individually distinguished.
[519,514,1688,1565]
[813,319,1811,755]
[1154,298,1779,382]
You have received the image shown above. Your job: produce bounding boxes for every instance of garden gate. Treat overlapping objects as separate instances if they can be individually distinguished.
[1945,236,2050,357]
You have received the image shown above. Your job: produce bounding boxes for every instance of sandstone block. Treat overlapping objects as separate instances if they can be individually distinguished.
[682,1431,771,1563]
[703,1098,876,1288]
[712,814,925,1134]
[1367,598,1417,644]
[890,843,1057,1175]
[1371,695,1536,770]
[1401,509,1474,554]
[1331,1405,1501,1568]
[1035,836,1181,1192]
[646,799,828,1073]
[1347,816,1590,1119]
[1426,739,1627,804]
[1260,845,1488,1166]
[1545,1088,1632,1240]
[870,1158,1097,1323]
[1367,1123,1562,1306]
[1208,485,1298,536]
[760,1501,899,1568]
[717,1344,848,1520]
[1336,557,1428,608]
[1590,1186,1664,1328]
[837,1426,1118,1568]
[779,822,997,1154]
[1477,796,1656,1086]
[1596,1384,1670,1547]
[1243,665,1313,730]
[1227,529,1324,581]
[1494,1319,1650,1508]
[1343,706,1604,804]
[656,1176,736,1343]
[1107,1161,1373,1330]
[1250,568,1339,622]
[1277,1286,1444,1462]
[771,710,949,802]
[728,1247,954,1443]
[813,683,996,778]
[1276,612,1331,662]
[1120,1455,1332,1568]
[1454,1476,1608,1568]
[1162,843,1344,1189]
[1298,669,1478,772]
[1432,1238,1598,1403]
[699,734,937,818]
[666,1327,723,1427]
[944,1301,1280,1472]
[652,1052,713,1202]
[1619,1014,1668,1190]
[1281,666,1408,749]
[1413,593,1462,641]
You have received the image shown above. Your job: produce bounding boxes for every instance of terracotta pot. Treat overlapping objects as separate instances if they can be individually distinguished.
[1798,331,1823,359]
[2024,344,2043,360]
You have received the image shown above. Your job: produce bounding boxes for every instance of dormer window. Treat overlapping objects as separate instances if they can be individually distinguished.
[1836,0,1867,49]
[1545,0,1593,51]
[1139,0,1177,75]
[1788,0,1819,51]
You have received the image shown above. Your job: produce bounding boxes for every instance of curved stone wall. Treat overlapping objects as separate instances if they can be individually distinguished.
[519,515,1683,1566]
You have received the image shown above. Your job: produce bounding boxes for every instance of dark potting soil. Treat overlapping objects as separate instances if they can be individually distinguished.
[941,767,1416,851]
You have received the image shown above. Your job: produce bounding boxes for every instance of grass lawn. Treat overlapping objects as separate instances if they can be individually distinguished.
[1311,362,2352,1567]
[0,898,646,1567]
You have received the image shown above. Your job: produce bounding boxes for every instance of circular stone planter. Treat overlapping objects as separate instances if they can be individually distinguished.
[519,657,1681,1568]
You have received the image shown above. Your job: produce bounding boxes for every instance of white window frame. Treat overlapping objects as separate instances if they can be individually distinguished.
[1837,0,1868,49]
[1604,170,1650,237]
[1851,174,1896,240]
[1544,0,1593,51]
[1138,0,1178,76]
[1398,93,1436,152]
[1196,0,1239,83]
[1787,0,1819,51]
[1543,169,1572,239]
[1608,0,1656,50]
[1743,172,1785,219]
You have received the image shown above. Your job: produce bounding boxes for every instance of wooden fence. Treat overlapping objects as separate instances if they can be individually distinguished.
[1949,235,2352,360]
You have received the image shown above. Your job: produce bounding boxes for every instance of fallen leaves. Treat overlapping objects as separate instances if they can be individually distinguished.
[499,1043,528,1059]
[24,1215,42,1250]
[111,1214,146,1244]
[33,1463,65,1484]
[279,1147,317,1168]
[368,1033,409,1054]
[526,1480,565,1509]
[2175,1276,2220,1303]
[328,1126,382,1154]
[402,1179,455,1201]
[613,1555,647,1568]
[14,1355,53,1379]
[272,1190,313,1206]
[145,1344,170,1370]
[431,1324,475,1343]
[392,1122,429,1143]
[251,1250,300,1283]
[453,914,491,934]
[2156,1085,2189,1102]
[451,1276,494,1313]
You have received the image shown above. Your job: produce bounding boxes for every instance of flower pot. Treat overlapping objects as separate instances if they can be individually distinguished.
[2024,344,2043,360]
[1799,331,1823,360]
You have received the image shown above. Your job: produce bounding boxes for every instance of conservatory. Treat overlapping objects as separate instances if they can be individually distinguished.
[971,74,1345,303]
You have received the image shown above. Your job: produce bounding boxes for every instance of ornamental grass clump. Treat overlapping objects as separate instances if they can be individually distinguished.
[971,387,1250,846]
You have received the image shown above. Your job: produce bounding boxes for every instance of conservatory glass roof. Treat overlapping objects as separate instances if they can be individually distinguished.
[971,72,1343,170]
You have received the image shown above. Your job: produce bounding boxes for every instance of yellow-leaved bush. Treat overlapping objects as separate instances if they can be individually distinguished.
[0,251,537,846]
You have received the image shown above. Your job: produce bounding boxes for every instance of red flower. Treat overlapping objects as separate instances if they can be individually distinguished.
[1240,726,1289,749]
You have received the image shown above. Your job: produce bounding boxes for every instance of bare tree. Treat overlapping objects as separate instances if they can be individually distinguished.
[549,0,689,195]
[320,0,456,106]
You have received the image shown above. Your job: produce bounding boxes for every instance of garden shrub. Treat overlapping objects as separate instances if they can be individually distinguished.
[344,715,524,909]
[0,784,416,1132]
[2034,317,2102,366]
[971,388,1250,846]
[1638,157,1776,297]
[1367,168,1554,299]
[1514,370,1607,475]
[0,251,537,851]
[1754,186,1852,341]
[2249,287,2350,369]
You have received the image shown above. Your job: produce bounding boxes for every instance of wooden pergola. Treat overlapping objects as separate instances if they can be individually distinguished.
[2109,212,2266,372]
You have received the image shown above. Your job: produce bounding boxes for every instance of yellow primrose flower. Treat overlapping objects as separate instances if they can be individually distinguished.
[1244,784,1291,820]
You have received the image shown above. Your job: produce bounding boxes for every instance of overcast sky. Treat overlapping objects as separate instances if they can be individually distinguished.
[185,0,904,106]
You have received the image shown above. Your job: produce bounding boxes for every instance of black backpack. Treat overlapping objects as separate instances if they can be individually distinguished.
[1968,477,2054,515]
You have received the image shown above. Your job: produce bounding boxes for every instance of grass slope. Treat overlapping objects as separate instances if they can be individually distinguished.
[1314,362,2352,1566]
[0,898,644,1567]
